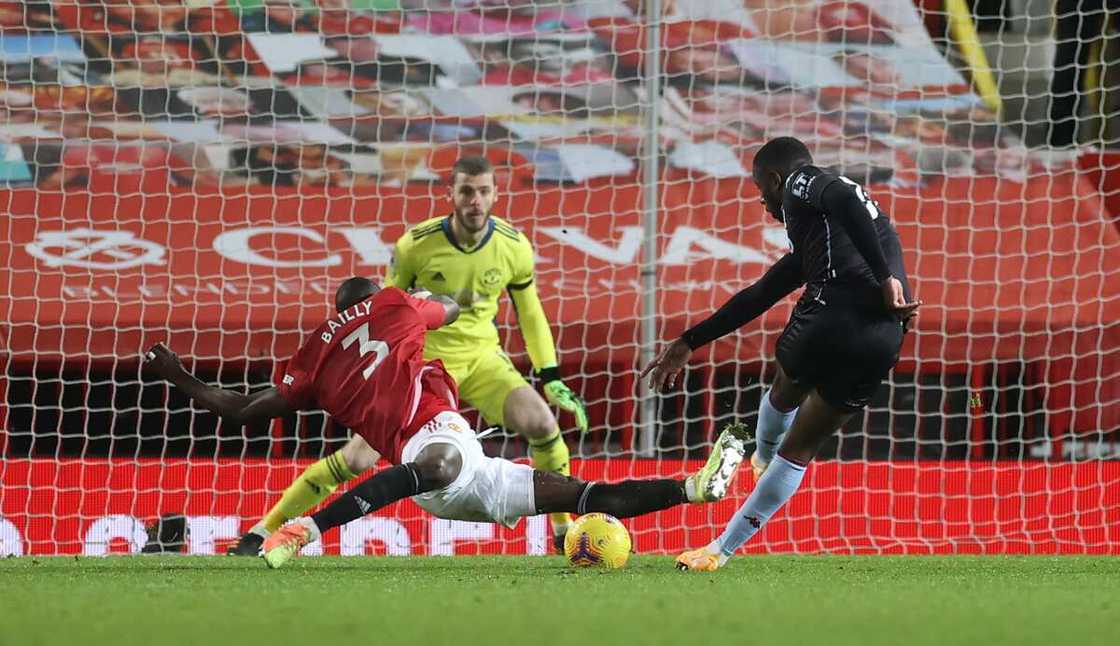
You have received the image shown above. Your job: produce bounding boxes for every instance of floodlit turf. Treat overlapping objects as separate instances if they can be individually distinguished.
[2,555,1117,646]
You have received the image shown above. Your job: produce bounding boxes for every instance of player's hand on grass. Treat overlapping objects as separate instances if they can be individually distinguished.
[640,338,691,393]
[143,343,185,380]
[882,276,921,329]
[540,373,589,433]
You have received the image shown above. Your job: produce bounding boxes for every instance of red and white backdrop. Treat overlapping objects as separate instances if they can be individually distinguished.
[3,459,1119,556]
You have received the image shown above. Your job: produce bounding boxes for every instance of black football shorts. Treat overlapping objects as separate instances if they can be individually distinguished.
[775,299,904,410]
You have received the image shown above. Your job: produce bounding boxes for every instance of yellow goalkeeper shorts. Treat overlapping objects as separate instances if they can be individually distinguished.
[427,346,529,428]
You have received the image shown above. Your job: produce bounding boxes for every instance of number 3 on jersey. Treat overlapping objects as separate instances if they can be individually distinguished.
[341,323,388,379]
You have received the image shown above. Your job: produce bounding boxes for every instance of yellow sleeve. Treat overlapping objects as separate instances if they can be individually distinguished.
[508,235,558,373]
[384,234,416,290]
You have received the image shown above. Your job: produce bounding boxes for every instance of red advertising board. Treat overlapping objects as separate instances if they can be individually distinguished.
[1078,150,1120,221]
[2,458,1118,556]
[3,172,1119,431]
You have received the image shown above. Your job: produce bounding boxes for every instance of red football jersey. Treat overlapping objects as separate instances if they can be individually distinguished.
[276,287,458,464]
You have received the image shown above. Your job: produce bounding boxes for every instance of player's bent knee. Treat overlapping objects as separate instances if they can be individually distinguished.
[503,388,557,440]
[341,436,379,473]
[778,392,856,464]
[509,404,557,441]
[413,443,463,490]
[521,416,558,441]
[771,367,808,411]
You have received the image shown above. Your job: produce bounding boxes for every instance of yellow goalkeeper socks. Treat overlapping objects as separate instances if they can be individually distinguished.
[259,450,357,534]
[528,429,573,537]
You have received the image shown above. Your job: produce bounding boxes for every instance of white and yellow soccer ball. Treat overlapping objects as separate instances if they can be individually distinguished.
[563,513,632,569]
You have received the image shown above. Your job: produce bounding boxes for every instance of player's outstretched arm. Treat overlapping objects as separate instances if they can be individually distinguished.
[144,343,294,426]
[408,288,460,327]
[428,293,460,326]
[641,254,803,393]
[510,282,589,432]
[507,232,589,431]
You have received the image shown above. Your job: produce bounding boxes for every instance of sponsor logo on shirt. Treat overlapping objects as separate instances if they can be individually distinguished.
[791,172,813,201]
[282,374,295,385]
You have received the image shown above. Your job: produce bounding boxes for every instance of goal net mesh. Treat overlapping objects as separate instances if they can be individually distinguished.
[1,0,1118,556]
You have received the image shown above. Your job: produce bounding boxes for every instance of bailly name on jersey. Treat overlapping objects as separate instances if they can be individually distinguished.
[320,299,374,344]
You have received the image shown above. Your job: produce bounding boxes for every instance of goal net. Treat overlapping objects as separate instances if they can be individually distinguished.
[1,0,1118,557]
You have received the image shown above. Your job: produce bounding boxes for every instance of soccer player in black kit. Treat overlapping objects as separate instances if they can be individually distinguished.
[642,137,921,571]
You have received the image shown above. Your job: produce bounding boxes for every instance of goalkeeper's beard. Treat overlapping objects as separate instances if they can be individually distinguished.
[456,209,489,234]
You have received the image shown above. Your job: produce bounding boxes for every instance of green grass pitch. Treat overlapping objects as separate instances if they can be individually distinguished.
[2,555,1116,646]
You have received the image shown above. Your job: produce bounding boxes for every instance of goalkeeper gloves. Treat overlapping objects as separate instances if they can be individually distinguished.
[536,366,589,433]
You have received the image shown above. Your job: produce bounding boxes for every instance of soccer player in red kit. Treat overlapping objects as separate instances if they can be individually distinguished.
[144,277,750,567]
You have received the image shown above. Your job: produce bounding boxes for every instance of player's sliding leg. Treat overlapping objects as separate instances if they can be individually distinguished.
[751,368,809,481]
[676,392,854,572]
[228,436,379,555]
[533,471,688,518]
[534,421,751,516]
[262,415,748,567]
[261,443,459,569]
[528,419,749,535]
[502,385,575,549]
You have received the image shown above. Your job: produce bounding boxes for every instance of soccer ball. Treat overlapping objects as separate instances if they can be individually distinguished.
[563,513,632,569]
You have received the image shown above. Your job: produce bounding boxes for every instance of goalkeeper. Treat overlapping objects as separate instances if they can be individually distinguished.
[229,156,589,554]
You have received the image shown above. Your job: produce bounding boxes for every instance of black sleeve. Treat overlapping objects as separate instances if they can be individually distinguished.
[820,180,892,284]
[680,253,804,350]
[880,220,913,302]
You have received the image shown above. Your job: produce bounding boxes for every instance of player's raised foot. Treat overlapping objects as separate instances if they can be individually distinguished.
[226,532,265,556]
[261,520,313,569]
[675,547,723,572]
[684,421,752,503]
[750,451,769,482]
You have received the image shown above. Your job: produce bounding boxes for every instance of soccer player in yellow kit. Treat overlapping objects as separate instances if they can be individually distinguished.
[229,156,589,553]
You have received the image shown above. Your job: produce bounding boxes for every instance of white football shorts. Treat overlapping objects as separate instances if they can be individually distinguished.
[400,411,536,528]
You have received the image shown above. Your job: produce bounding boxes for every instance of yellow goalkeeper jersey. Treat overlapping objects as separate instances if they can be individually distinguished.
[384,214,558,371]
